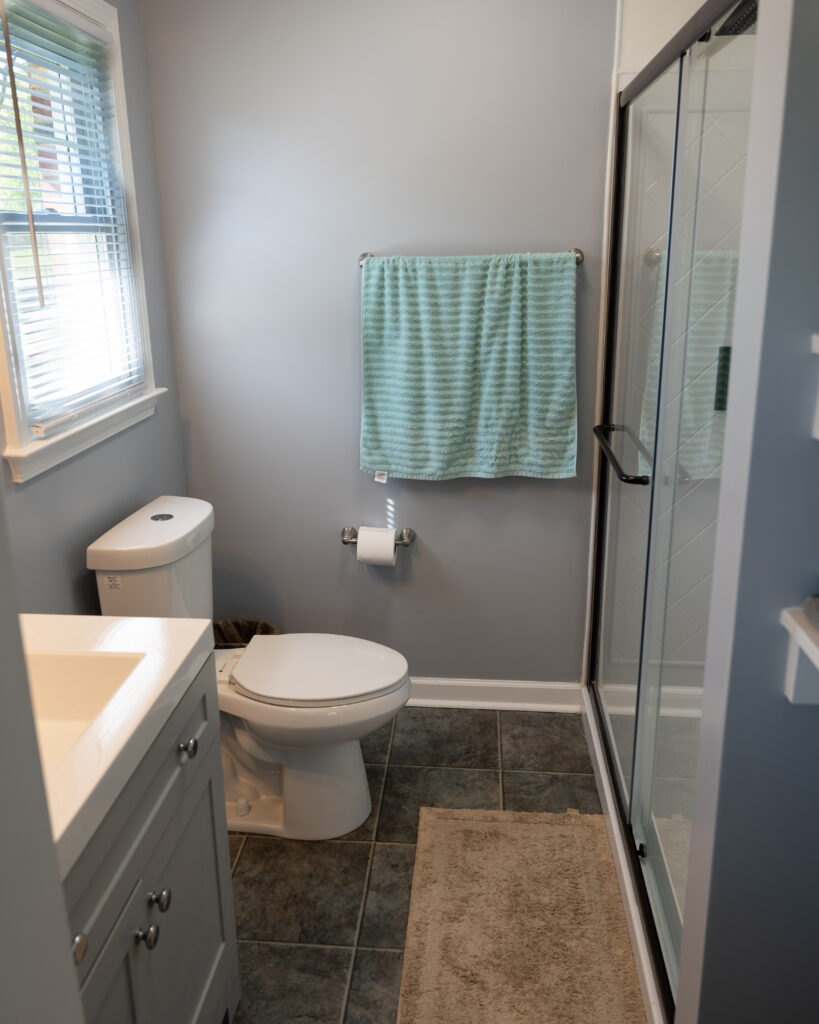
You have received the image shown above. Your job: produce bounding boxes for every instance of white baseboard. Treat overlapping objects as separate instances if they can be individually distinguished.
[581,689,669,1024]
[408,676,582,712]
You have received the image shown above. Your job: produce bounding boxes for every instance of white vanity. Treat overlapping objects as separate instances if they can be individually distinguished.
[22,614,240,1024]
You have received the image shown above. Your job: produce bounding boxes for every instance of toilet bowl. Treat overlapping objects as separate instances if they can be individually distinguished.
[87,496,411,840]
[216,633,410,838]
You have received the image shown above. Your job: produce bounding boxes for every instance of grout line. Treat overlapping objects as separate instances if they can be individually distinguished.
[385,762,503,772]
[357,946,404,954]
[500,769,598,778]
[229,834,247,875]
[236,938,356,951]
[497,710,504,810]
[338,719,396,1024]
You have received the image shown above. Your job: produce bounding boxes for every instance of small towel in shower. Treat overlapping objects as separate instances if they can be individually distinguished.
[360,252,577,480]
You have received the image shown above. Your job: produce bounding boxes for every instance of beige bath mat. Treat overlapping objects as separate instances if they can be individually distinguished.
[397,808,646,1024]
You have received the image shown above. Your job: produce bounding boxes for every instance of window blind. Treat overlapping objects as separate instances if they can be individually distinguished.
[0,0,144,438]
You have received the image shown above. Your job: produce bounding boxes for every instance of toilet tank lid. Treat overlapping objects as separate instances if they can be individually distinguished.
[87,496,215,571]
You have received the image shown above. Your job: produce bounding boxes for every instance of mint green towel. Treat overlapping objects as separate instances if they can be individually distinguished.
[360,253,577,480]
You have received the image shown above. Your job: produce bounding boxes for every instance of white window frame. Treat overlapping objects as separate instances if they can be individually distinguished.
[0,0,164,483]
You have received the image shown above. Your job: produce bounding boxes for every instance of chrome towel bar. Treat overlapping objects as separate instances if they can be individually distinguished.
[359,248,584,268]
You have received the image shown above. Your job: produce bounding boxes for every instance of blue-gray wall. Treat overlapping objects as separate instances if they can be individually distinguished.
[140,0,616,680]
[0,0,187,612]
[677,1,819,1018]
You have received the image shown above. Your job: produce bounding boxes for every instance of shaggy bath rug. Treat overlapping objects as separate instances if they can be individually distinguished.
[397,808,646,1024]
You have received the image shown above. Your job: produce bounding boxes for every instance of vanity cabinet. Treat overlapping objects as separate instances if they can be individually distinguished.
[63,654,240,1024]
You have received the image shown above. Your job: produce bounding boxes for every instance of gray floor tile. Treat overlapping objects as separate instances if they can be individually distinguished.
[344,948,404,1024]
[228,832,246,873]
[235,943,352,1024]
[502,771,602,814]
[390,706,499,768]
[233,837,371,944]
[359,844,416,949]
[500,711,593,773]
[376,766,500,843]
[336,764,386,842]
[361,720,393,764]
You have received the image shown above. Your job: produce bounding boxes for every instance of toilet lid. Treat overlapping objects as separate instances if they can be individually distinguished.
[229,633,410,708]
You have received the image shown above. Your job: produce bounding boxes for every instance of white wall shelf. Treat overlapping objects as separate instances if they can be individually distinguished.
[781,607,819,704]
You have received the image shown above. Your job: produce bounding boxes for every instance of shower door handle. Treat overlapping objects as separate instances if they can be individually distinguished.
[593,424,650,485]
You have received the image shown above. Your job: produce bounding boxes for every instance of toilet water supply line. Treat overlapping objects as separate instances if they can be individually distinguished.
[0,0,44,307]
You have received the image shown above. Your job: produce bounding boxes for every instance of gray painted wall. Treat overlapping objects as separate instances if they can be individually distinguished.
[0,0,187,614]
[677,1,819,1018]
[140,0,616,681]
[0,489,84,1022]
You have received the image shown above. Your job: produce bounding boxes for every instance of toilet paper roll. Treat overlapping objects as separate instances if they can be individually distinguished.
[356,526,397,566]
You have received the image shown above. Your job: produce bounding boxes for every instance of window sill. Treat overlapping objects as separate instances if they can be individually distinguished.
[3,388,167,483]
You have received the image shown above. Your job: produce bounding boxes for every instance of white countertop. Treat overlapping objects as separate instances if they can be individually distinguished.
[20,614,214,878]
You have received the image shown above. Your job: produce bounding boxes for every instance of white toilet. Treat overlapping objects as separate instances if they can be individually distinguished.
[87,496,410,840]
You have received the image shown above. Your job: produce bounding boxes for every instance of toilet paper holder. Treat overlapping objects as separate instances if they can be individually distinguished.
[341,526,416,548]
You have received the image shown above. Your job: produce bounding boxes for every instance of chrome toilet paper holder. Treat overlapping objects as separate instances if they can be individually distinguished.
[341,526,416,547]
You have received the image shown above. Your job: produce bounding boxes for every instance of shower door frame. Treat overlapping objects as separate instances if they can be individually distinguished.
[586,0,742,1014]
[586,87,678,1021]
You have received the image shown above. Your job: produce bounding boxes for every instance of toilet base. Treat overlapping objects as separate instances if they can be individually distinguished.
[221,731,372,840]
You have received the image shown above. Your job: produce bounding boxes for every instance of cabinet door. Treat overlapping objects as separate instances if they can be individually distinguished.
[81,882,150,1024]
[141,742,237,1024]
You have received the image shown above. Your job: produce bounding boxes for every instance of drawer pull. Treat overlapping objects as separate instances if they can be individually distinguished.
[177,737,199,760]
[71,932,88,965]
[135,924,160,950]
[147,887,172,913]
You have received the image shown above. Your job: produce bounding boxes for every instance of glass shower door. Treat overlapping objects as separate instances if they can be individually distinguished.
[630,23,756,990]
[592,62,680,809]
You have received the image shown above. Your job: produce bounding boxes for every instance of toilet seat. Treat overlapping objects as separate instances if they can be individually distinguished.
[229,633,410,708]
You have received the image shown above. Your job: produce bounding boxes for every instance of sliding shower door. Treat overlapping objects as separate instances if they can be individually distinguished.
[593,63,680,809]
[591,1,756,997]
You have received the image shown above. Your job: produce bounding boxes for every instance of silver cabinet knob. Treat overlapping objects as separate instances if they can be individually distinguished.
[177,736,198,760]
[147,887,172,913]
[71,932,88,965]
[135,924,160,950]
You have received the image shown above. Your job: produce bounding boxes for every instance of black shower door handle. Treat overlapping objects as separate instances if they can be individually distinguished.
[593,424,650,485]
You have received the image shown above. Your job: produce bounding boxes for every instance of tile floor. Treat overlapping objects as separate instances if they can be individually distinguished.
[228,707,600,1024]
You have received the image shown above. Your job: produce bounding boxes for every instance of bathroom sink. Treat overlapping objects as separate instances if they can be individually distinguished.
[26,651,145,776]
[20,613,214,877]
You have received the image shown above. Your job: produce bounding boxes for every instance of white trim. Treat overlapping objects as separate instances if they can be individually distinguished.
[582,688,669,1024]
[600,683,703,719]
[408,676,582,712]
[0,0,160,481]
[3,387,165,482]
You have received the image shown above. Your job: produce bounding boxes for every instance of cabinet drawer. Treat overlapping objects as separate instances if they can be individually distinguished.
[65,654,219,984]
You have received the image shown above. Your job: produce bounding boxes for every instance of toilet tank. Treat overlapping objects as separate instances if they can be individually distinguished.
[87,496,215,619]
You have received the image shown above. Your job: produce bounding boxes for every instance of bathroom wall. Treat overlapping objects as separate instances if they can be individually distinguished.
[140,0,616,681]
[619,0,703,73]
[677,1,819,1016]
[0,0,187,613]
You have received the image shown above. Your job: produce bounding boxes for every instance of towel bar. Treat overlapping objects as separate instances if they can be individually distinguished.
[359,249,584,267]
[341,526,416,547]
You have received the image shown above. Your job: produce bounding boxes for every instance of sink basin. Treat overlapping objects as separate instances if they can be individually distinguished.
[26,651,144,775]
[20,613,214,877]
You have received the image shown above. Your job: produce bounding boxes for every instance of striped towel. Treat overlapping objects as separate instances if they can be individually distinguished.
[639,250,738,480]
[360,253,577,480]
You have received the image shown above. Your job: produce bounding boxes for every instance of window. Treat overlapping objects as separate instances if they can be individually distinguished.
[0,0,163,482]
